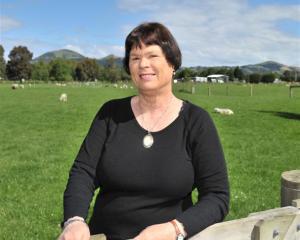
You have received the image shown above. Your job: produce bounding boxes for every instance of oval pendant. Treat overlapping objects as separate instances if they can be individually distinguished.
[143,133,154,148]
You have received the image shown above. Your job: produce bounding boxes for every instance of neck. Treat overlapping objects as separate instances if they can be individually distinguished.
[138,92,174,113]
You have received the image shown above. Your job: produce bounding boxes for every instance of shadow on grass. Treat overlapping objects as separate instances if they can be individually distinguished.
[258,111,300,120]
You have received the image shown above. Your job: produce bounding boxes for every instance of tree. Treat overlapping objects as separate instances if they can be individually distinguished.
[31,61,49,81]
[225,68,234,81]
[199,67,215,77]
[249,73,261,83]
[282,70,293,82]
[261,73,275,83]
[0,45,6,80]
[75,58,100,81]
[101,55,123,83]
[49,59,73,81]
[175,68,195,81]
[233,66,244,81]
[120,68,131,81]
[6,46,33,80]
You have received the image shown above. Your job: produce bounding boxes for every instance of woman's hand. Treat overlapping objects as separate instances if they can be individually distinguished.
[133,222,176,240]
[58,221,90,240]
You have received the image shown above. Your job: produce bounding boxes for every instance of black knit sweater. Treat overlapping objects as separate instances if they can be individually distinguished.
[63,96,229,239]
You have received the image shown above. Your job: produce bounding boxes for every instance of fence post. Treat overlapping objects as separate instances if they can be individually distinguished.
[281,170,300,207]
[250,84,253,97]
[191,85,195,94]
[226,85,229,96]
[208,86,211,96]
[292,199,300,208]
[289,86,293,98]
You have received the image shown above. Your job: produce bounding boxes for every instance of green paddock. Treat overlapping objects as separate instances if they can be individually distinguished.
[0,82,299,239]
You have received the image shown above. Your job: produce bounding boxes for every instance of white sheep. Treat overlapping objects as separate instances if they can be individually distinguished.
[59,93,68,102]
[11,83,19,89]
[214,107,234,115]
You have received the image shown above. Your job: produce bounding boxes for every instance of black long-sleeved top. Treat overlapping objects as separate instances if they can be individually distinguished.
[63,96,229,239]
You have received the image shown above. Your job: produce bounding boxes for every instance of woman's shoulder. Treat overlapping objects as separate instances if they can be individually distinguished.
[182,100,211,121]
[102,96,132,107]
[98,96,132,112]
[96,96,132,120]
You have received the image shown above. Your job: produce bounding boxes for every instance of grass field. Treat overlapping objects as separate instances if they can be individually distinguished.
[0,82,299,239]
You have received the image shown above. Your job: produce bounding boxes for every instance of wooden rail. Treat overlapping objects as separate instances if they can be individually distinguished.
[190,206,300,240]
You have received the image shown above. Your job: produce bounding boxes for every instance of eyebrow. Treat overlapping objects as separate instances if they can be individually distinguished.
[130,50,160,56]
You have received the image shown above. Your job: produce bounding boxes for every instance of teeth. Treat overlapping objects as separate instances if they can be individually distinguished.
[140,74,155,80]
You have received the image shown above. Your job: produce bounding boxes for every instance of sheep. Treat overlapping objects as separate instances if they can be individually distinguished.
[11,83,19,90]
[19,84,25,89]
[214,107,234,115]
[59,93,68,102]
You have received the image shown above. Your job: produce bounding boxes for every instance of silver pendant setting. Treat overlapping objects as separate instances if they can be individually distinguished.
[143,133,154,148]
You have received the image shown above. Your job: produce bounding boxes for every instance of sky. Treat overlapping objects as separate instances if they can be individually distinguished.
[1,0,300,67]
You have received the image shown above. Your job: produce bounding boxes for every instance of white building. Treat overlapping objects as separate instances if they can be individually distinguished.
[207,74,229,83]
[192,76,208,82]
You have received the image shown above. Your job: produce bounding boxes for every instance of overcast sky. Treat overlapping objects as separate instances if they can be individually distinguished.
[1,0,300,67]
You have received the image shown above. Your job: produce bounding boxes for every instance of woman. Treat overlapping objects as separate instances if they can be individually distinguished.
[58,22,229,240]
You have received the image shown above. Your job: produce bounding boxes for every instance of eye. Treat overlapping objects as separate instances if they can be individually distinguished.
[150,54,158,58]
[130,57,140,61]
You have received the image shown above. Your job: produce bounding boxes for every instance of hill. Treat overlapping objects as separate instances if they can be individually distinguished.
[240,61,299,74]
[191,60,299,75]
[33,49,85,63]
[33,50,123,67]
[97,54,123,67]
[33,49,299,75]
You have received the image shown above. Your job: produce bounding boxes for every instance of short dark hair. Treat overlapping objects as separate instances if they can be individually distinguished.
[123,22,182,74]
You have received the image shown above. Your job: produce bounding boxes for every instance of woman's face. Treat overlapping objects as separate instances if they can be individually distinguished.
[129,43,174,93]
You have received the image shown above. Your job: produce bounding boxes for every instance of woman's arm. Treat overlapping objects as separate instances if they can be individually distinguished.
[176,109,230,237]
[62,101,111,224]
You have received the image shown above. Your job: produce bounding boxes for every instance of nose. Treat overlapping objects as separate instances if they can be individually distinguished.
[139,57,150,68]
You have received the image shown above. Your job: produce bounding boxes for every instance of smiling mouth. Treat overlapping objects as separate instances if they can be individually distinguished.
[139,73,156,80]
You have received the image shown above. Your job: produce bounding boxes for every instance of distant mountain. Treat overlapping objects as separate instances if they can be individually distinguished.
[191,60,299,75]
[33,50,123,67]
[240,61,299,74]
[33,49,85,63]
[33,49,299,75]
[97,54,123,68]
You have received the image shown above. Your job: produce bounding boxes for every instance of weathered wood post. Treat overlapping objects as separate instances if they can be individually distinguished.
[90,234,106,240]
[208,85,211,96]
[191,85,195,94]
[281,170,300,207]
[250,84,253,97]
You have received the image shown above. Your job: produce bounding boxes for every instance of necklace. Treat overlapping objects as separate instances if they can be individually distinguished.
[138,96,174,148]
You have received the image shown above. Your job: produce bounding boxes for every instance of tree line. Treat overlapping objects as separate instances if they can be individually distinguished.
[0,45,298,83]
[174,66,299,83]
[0,45,130,82]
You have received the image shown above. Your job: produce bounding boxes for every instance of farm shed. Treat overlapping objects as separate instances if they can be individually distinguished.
[207,74,229,83]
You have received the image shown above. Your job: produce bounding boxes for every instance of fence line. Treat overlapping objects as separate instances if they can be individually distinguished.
[173,82,300,98]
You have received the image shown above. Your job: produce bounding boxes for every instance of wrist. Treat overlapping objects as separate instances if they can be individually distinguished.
[62,216,86,230]
[170,220,186,239]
